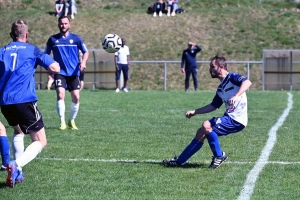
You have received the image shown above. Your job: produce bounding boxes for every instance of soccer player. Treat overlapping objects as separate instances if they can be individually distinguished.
[114,38,130,92]
[181,41,202,91]
[45,16,89,130]
[0,122,10,172]
[163,54,252,169]
[0,19,60,188]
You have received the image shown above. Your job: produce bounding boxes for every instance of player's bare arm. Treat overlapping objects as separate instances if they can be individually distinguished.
[228,79,252,105]
[48,62,60,74]
[80,52,89,71]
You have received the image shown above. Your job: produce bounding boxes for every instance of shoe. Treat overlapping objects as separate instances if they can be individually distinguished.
[153,12,157,17]
[68,120,78,130]
[115,88,120,93]
[123,88,128,93]
[159,11,162,17]
[15,171,24,183]
[162,157,180,167]
[1,165,6,171]
[6,160,19,188]
[167,12,170,17]
[59,122,67,130]
[209,152,228,169]
[171,12,176,16]
[71,14,74,19]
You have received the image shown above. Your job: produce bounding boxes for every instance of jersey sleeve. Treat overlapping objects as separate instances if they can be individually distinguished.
[44,38,52,54]
[35,47,56,70]
[210,93,223,109]
[229,73,248,86]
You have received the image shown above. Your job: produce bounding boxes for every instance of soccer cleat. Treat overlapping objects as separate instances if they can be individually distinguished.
[68,120,78,130]
[163,157,180,167]
[59,122,67,130]
[123,88,128,93]
[153,12,157,17]
[209,152,228,169]
[115,88,120,93]
[15,171,24,183]
[6,160,19,188]
[1,165,6,171]
[159,11,162,17]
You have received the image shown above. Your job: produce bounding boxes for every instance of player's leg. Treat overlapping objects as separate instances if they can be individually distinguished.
[68,76,80,130]
[79,71,84,91]
[47,73,54,90]
[0,122,10,171]
[192,68,198,91]
[55,74,67,130]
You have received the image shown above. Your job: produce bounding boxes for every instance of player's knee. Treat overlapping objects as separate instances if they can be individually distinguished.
[202,120,212,133]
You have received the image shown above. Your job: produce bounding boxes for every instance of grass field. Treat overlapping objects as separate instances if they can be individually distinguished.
[0,90,299,199]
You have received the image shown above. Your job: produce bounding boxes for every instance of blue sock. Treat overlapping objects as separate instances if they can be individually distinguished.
[206,131,223,157]
[0,136,10,166]
[177,138,203,164]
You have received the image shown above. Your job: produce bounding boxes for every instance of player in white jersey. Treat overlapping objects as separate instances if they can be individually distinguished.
[163,54,252,169]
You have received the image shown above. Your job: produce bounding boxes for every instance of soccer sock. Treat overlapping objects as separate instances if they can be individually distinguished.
[12,134,24,160]
[177,138,203,165]
[0,136,10,167]
[206,131,223,157]
[16,141,42,170]
[57,100,65,123]
[70,102,79,120]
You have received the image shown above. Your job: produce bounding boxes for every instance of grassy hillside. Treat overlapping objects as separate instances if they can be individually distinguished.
[0,0,299,90]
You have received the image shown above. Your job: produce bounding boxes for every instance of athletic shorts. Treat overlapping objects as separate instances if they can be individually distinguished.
[1,102,44,134]
[209,115,245,136]
[79,71,85,81]
[54,74,80,91]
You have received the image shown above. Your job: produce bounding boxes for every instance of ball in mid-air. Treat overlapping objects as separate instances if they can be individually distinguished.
[102,33,122,53]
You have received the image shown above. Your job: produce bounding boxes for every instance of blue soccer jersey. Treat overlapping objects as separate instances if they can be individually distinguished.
[0,42,56,105]
[45,33,88,76]
[211,72,248,126]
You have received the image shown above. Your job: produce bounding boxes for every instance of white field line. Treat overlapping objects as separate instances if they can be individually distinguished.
[237,92,293,200]
[37,157,300,165]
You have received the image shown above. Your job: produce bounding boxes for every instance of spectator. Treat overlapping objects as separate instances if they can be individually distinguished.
[55,0,65,18]
[181,41,202,91]
[152,0,165,17]
[167,0,179,16]
[114,38,130,93]
[65,0,77,19]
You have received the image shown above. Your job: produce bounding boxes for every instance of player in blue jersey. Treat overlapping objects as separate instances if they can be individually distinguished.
[163,54,252,169]
[181,41,202,91]
[0,122,10,172]
[0,20,60,187]
[45,16,89,130]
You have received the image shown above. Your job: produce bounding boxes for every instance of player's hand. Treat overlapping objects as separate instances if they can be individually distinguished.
[80,63,86,71]
[181,68,185,73]
[228,95,237,105]
[185,110,195,118]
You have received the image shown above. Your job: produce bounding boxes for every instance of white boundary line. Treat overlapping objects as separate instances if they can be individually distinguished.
[237,92,293,200]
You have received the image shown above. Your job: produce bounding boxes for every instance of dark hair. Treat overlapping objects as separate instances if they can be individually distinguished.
[58,15,70,22]
[10,20,28,41]
[210,54,227,70]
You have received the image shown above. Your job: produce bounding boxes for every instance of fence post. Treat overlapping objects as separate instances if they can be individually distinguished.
[164,62,167,91]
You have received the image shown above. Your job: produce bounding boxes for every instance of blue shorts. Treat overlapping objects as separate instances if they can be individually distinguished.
[208,115,245,136]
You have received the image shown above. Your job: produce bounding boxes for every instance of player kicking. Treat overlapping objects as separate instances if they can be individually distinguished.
[0,20,60,187]
[45,16,89,130]
[163,54,252,169]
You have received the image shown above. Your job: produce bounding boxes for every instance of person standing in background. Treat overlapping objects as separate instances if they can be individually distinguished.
[114,38,130,93]
[181,41,202,91]
[45,16,89,130]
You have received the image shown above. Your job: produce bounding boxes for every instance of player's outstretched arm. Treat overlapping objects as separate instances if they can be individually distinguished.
[186,104,217,118]
[48,62,60,74]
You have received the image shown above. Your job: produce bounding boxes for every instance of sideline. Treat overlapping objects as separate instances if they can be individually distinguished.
[237,92,293,200]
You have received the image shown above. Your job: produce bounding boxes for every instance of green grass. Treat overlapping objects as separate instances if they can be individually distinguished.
[0,90,299,199]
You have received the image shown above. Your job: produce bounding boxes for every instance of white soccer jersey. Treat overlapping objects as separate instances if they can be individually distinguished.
[211,72,248,126]
[115,45,130,64]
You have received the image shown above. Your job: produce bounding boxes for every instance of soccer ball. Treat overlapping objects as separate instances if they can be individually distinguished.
[102,33,122,53]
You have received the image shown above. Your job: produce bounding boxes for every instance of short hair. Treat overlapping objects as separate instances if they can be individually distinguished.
[10,20,28,41]
[210,54,227,70]
[58,15,70,23]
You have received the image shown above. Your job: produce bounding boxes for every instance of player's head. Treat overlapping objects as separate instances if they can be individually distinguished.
[209,54,227,78]
[187,41,194,49]
[58,16,70,34]
[121,38,126,47]
[10,20,28,42]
